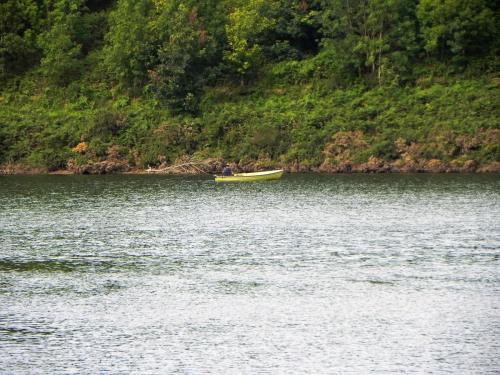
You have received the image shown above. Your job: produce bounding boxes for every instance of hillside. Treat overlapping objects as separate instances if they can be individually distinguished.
[1,0,499,173]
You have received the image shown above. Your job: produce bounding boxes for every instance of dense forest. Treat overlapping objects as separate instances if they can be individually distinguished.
[0,0,499,173]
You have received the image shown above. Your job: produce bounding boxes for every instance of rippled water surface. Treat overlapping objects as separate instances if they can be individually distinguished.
[1,174,499,374]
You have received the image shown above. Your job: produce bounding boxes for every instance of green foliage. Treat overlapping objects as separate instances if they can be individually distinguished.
[417,0,498,64]
[263,0,320,59]
[224,0,277,79]
[103,0,153,90]
[147,3,213,113]
[89,109,128,141]
[104,0,224,112]
[319,0,419,84]
[0,0,498,172]
[0,0,41,82]
[37,0,86,85]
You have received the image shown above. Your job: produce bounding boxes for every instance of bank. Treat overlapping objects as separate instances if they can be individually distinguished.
[1,158,499,176]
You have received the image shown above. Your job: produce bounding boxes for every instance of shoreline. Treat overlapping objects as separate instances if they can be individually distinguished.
[1,160,499,176]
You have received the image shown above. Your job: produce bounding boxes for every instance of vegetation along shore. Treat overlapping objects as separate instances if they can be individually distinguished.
[1,0,499,175]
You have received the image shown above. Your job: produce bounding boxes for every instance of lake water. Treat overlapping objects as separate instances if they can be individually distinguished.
[0,174,499,374]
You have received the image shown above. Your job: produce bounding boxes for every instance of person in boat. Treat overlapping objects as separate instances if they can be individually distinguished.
[222,164,233,176]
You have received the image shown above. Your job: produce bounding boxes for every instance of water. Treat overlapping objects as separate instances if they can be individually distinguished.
[0,174,499,374]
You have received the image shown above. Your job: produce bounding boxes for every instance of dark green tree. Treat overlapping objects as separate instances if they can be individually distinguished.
[262,0,321,60]
[37,0,86,84]
[319,0,419,84]
[417,0,498,64]
[103,0,153,91]
[147,3,220,113]
[0,0,40,82]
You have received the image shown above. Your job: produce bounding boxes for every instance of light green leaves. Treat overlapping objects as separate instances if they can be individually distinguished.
[224,0,277,78]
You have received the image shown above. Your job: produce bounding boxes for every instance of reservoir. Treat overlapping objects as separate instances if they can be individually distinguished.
[0,174,499,374]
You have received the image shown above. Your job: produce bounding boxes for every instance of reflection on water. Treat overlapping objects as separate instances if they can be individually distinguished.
[0,174,499,374]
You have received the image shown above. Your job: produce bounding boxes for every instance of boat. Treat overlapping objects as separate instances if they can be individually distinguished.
[214,169,284,182]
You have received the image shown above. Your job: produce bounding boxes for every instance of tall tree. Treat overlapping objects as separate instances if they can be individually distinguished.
[103,0,153,91]
[319,0,418,84]
[147,3,218,113]
[224,0,277,81]
[0,0,40,82]
[417,0,497,64]
[37,0,85,84]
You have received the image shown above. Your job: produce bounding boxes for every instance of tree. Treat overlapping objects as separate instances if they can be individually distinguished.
[261,0,321,60]
[417,0,497,64]
[148,4,212,112]
[319,0,418,84]
[37,0,85,84]
[224,0,277,81]
[103,0,153,91]
[0,0,40,82]
[147,1,225,113]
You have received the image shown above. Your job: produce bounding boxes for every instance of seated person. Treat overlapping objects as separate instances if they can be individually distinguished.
[222,164,233,176]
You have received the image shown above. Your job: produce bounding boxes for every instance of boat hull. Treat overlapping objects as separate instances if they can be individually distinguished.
[215,169,284,182]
